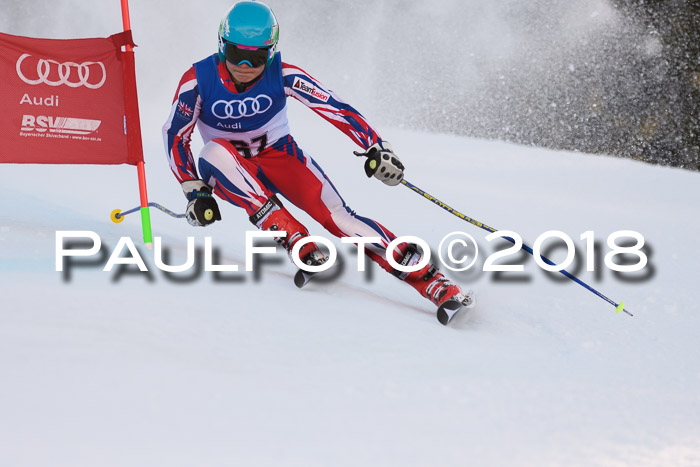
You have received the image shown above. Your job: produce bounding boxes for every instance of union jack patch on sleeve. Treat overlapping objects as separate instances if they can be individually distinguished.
[177,101,193,118]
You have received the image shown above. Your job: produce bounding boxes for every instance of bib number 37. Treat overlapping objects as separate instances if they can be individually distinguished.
[230,133,267,159]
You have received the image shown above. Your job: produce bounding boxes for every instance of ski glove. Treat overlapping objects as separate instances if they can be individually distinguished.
[181,180,222,227]
[354,141,405,186]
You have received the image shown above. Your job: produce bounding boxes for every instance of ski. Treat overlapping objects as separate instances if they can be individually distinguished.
[294,268,322,288]
[293,253,330,288]
[436,290,476,325]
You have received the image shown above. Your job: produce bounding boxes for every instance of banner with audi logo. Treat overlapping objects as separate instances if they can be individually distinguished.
[0,31,142,165]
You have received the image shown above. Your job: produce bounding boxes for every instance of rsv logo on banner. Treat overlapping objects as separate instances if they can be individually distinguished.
[0,31,140,165]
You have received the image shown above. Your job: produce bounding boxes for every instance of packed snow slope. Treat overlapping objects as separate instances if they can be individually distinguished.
[1,102,699,466]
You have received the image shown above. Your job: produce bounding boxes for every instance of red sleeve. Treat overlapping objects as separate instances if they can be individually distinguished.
[282,62,382,150]
[162,66,200,183]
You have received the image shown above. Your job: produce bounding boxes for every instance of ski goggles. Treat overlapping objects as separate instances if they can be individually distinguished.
[223,42,271,68]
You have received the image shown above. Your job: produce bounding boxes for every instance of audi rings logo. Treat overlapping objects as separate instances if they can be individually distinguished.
[211,95,273,119]
[16,54,107,89]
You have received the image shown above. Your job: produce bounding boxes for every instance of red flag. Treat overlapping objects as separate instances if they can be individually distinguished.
[0,31,142,165]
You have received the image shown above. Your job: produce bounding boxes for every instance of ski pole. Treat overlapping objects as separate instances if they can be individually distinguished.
[111,202,185,223]
[399,178,633,317]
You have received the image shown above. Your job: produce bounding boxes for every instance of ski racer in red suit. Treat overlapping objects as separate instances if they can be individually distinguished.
[163,1,473,323]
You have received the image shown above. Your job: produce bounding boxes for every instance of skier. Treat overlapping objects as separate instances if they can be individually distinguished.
[163,1,473,323]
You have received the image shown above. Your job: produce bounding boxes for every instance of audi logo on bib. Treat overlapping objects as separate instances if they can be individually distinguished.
[212,95,273,119]
[16,53,106,89]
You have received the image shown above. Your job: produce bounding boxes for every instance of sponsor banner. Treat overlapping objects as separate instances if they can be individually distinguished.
[0,31,141,165]
[292,77,330,102]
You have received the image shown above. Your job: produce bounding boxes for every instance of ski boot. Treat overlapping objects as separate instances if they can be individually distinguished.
[397,245,475,325]
[250,197,327,287]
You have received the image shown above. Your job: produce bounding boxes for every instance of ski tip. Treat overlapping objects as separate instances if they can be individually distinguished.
[294,269,313,288]
[436,300,463,326]
[293,271,305,288]
[437,308,450,326]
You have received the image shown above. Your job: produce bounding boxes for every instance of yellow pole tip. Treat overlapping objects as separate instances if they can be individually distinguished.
[616,302,625,314]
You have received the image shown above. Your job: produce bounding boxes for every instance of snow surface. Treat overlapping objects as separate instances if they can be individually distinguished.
[2,113,700,466]
[2,1,700,466]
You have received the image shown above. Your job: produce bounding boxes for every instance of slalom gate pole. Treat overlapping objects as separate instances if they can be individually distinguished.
[120,0,152,246]
[399,178,633,316]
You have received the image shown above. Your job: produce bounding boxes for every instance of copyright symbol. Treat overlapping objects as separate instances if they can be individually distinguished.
[438,231,479,272]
